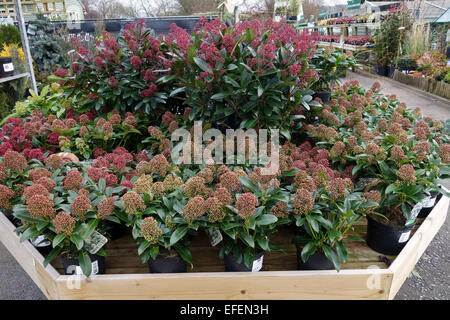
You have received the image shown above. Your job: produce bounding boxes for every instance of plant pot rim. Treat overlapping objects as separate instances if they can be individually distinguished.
[367,214,414,230]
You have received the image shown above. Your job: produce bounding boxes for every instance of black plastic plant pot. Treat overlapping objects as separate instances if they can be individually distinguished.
[312,91,331,103]
[147,253,187,273]
[105,222,127,241]
[296,245,334,270]
[224,251,264,272]
[30,235,52,256]
[387,66,396,78]
[366,215,415,256]
[0,57,14,77]
[1,208,14,222]
[337,66,347,78]
[418,192,442,219]
[60,254,106,275]
[374,64,388,77]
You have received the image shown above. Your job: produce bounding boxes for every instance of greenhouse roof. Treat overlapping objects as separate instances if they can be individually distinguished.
[433,7,450,23]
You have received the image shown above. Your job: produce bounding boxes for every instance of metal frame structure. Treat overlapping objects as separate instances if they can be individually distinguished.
[1,0,37,92]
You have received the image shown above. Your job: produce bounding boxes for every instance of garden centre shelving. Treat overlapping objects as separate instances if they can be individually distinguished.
[0,195,448,300]
[0,72,29,84]
[317,41,368,52]
[2,0,37,92]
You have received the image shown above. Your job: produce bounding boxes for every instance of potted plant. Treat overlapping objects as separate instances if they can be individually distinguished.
[118,188,202,273]
[288,159,378,270]
[395,55,418,74]
[373,9,411,77]
[115,157,205,273]
[12,161,132,276]
[307,83,450,255]
[215,174,288,272]
[311,47,347,103]
[0,56,14,78]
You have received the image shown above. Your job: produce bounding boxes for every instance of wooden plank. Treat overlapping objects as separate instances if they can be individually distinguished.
[388,196,449,299]
[50,224,386,274]
[0,211,60,299]
[53,268,393,300]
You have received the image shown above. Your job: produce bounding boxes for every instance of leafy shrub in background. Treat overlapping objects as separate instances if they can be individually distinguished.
[167,18,318,137]
[61,18,319,139]
[310,47,356,92]
[0,24,21,49]
[64,20,169,119]
[28,15,67,77]
[373,8,412,66]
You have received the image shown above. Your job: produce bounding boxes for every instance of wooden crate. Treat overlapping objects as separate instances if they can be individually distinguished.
[0,196,448,300]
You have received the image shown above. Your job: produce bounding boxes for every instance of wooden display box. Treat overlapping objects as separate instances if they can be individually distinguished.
[0,196,448,300]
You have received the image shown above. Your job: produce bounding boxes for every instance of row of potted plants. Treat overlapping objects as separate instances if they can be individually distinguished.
[316,11,393,27]
[317,35,372,47]
[1,80,448,275]
[0,17,448,278]
[306,80,450,255]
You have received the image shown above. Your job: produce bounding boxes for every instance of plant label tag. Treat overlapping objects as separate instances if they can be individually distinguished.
[91,260,99,275]
[398,231,411,243]
[252,255,264,272]
[407,197,430,225]
[75,260,99,275]
[83,231,108,254]
[3,63,13,72]
[207,227,222,246]
[422,196,436,209]
[31,235,51,247]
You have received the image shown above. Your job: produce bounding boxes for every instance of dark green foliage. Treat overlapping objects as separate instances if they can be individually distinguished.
[0,24,21,49]
[28,15,67,73]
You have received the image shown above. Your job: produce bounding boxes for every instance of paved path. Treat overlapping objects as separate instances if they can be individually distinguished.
[0,71,449,300]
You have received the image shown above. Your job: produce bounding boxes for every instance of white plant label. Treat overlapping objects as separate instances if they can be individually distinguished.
[3,63,13,72]
[75,260,99,275]
[398,231,411,243]
[252,255,264,272]
[422,196,436,208]
[84,230,108,254]
[31,235,51,247]
[207,227,223,246]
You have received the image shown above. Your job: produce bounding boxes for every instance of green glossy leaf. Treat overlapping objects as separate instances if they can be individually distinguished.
[78,251,92,277]
[52,233,66,248]
[255,214,278,226]
[169,226,188,246]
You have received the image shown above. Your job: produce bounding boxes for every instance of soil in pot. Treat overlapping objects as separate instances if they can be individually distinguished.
[312,91,331,103]
[296,245,334,270]
[30,235,52,256]
[101,221,127,241]
[0,57,14,77]
[60,253,106,275]
[224,251,264,272]
[147,249,187,273]
[417,192,442,219]
[366,214,414,256]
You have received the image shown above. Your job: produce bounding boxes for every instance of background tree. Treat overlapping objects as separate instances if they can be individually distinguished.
[302,0,324,21]
[80,0,100,19]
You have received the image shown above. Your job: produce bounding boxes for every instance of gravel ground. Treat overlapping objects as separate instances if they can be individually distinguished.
[0,71,449,300]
